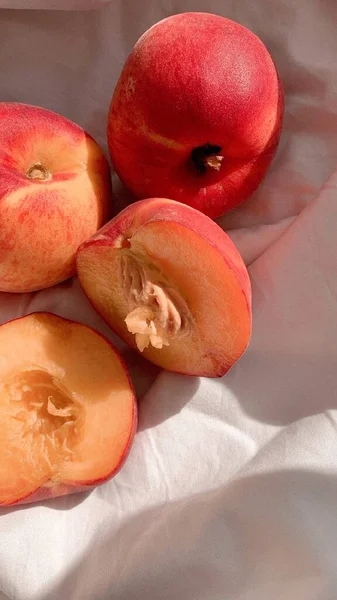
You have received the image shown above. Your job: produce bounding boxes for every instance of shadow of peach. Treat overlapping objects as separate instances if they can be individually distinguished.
[26,469,336,600]
[137,371,201,431]
[224,346,337,427]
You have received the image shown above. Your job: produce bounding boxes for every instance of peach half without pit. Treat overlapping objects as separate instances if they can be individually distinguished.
[76,198,252,377]
[0,313,136,507]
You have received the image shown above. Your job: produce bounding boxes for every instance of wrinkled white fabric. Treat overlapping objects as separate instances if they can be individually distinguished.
[0,1,337,599]
[0,0,110,9]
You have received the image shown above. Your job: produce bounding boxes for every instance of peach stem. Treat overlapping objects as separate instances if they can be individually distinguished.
[205,155,224,171]
[191,143,224,175]
[26,163,51,181]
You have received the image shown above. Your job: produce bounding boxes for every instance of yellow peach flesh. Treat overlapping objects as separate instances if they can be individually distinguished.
[0,313,135,506]
[77,220,250,376]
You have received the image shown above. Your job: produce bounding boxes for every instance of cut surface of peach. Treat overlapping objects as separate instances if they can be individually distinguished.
[76,198,252,377]
[0,313,136,506]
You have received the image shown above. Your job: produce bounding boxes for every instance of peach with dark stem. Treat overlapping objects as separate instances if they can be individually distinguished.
[108,12,284,219]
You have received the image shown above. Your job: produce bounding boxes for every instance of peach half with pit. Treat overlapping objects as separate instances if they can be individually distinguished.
[76,198,252,377]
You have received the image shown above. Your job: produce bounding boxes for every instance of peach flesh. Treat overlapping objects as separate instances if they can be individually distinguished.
[107,12,284,219]
[0,313,136,507]
[76,198,252,377]
[0,102,112,293]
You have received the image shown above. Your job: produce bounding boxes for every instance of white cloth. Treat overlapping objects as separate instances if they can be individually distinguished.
[0,1,337,599]
[0,0,110,9]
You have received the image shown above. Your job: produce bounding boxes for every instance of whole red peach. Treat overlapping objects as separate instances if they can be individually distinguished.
[0,102,112,293]
[108,12,284,219]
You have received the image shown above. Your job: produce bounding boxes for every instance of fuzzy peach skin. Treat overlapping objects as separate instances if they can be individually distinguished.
[107,12,284,220]
[0,312,137,507]
[76,198,252,377]
[0,102,112,293]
